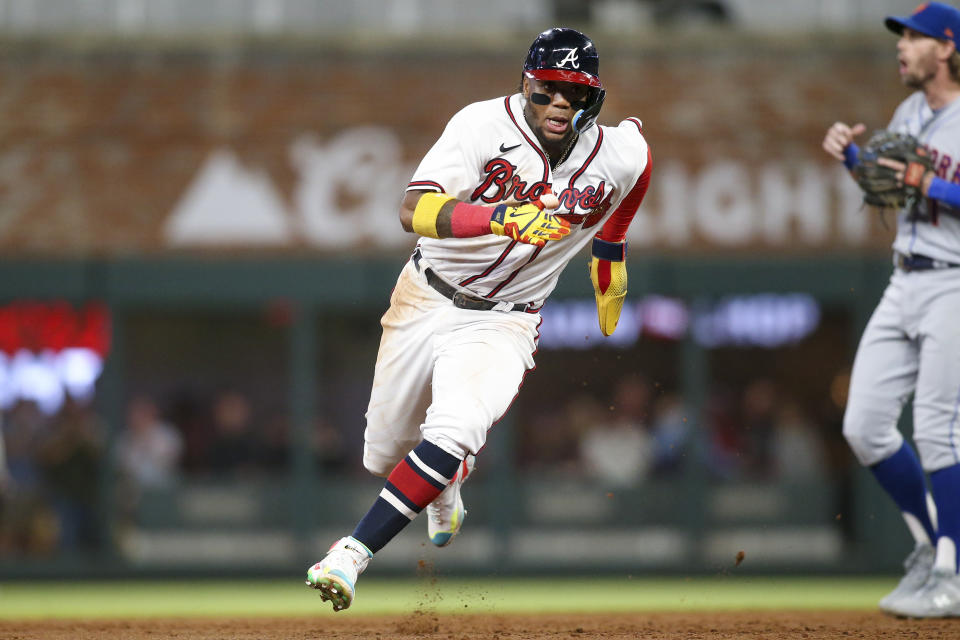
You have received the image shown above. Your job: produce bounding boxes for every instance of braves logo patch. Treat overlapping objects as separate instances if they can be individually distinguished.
[556,48,580,69]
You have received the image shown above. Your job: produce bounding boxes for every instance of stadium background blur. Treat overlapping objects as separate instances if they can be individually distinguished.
[0,0,929,580]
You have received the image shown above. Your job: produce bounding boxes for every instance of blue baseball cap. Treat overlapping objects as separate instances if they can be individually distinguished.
[886,2,960,47]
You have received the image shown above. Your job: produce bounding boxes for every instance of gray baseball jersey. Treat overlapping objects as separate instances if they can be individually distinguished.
[889,91,960,263]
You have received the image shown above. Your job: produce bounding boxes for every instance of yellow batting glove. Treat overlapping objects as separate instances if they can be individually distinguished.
[589,238,627,336]
[489,202,571,247]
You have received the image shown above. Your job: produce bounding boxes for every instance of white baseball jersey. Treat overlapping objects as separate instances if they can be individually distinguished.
[362,93,650,472]
[407,93,650,305]
[889,91,960,263]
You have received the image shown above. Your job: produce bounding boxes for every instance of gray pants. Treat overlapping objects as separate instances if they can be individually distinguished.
[843,268,960,471]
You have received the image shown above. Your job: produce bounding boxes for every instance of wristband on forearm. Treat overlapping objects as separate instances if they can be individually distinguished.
[590,237,628,336]
[412,193,497,239]
[412,192,457,238]
[591,237,627,261]
[927,176,960,208]
[843,143,859,170]
[450,201,496,238]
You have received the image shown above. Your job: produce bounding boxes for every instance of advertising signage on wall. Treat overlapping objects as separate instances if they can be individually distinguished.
[0,42,903,256]
[0,301,109,413]
[537,294,821,350]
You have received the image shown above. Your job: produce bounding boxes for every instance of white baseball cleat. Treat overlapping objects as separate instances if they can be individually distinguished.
[879,543,934,615]
[305,536,372,612]
[885,567,960,618]
[427,454,475,547]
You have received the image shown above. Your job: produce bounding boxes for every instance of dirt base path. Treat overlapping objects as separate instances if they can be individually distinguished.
[2,611,958,640]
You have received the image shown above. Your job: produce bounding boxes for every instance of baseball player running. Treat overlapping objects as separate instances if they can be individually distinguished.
[822,2,960,618]
[305,27,651,611]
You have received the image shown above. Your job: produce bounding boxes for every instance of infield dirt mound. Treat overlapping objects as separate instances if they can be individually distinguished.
[1,611,957,639]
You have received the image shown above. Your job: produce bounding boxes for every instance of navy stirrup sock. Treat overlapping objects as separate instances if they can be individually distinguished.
[931,463,960,572]
[351,440,461,553]
[870,442,937,545]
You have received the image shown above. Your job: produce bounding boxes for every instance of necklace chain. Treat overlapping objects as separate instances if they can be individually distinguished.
[554,134,577,168]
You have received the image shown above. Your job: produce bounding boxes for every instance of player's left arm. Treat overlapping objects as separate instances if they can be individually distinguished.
[591,138,652,336]
[873,156,960,208]
[923,174,960,208]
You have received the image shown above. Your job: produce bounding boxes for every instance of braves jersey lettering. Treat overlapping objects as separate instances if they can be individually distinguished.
[407,93,648,302]
[558,182,607,210]
[561,193,613,230]
[470,159,551,203]
[470,158,609,215]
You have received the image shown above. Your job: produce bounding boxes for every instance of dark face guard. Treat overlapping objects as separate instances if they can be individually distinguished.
[572,87,605,133]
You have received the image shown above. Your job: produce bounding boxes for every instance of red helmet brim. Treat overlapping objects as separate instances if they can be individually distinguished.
[524,68,602,88]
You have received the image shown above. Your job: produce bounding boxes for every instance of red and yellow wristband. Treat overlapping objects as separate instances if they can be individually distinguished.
[412,193,498,239]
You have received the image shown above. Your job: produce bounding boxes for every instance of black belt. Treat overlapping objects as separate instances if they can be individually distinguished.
[412,248,537,313]
[895,252,960,272]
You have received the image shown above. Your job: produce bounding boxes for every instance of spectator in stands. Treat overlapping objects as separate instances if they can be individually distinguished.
[259,413,290,473]
[167,390,212,474]
[116,394,183,490]
[36,396,104,550]
[739,378,779,479]
[207,389,258,475]
[518,402,583,473]
[577,375,655,487]
[313,415,349,474]
[1,400,45,499]
[770,399,826,481]
[649,392,691,476]
[0,401,55,555]
[704,386,742,479]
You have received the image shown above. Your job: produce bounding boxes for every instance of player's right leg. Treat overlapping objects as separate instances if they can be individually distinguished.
[361,260,440,476]
[842,277,936,613]
[419,306,540,547]
[887,280,960,618]
[306,260,448,611]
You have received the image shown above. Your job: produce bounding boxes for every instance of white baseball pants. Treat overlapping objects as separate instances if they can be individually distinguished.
[362,259,541,476]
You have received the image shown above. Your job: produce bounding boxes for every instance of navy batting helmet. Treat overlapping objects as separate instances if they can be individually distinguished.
[523,27,605,133]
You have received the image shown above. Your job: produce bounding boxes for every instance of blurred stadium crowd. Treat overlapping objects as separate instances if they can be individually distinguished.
[0,367,853,557]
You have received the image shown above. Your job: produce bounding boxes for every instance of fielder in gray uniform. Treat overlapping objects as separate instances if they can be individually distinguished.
[822,2,960,619]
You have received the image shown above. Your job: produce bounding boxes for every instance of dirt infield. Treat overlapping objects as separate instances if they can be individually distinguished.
[1,611,957,639]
